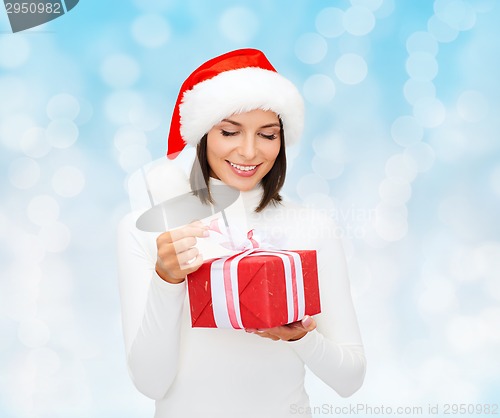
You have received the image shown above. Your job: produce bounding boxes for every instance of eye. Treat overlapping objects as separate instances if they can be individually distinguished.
[259,132,278,140]
[221,130,238,137]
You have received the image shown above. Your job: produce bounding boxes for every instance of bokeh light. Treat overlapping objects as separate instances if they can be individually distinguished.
[413,96,446,127]
[434,0,476,31]
[74,98,94,126]
[406,52,439,81]
[119,144,153,173]
[104,90,144,125]
[296,173,330,200]
[129,102,162,132]
[46,119,79,149]
[114,125,148,152]
[20,127,51,158]
[0,76,27,112]
[428,126,468,161]
[132,0,172,12]
[26,347,61,377]
[403,79,436,105]
[38,222,71,253]
[427,14,459,43]
[46,94,80,121]
[374,202,408,242]
[385,153,418,183]
[378,178,412,204]
[311,155,344,179]
[219,7,259,43]
[417,278,458,315]
[312,134,347,162]
[342,6,376,36]
[490,165,500,196]
[446,315,489,352]
[335,53,368,84]
[457,90,488,122]
[295,33,328,64]
[303,74,336,105]
[350,0,383,11]
[404,142,435,172]
[11,232,46,266]
[8,157,41,190]
[27,195,60,226]
[0,35,30,68]
[51,166,86,197]
[131,14,170,48]
[17,318,51,348]
[406,31,439,56]
[374,0,395,18]
[391,115,423,147]
[0,113,35,151]
[315,7,345,38]
[101,54,141,89]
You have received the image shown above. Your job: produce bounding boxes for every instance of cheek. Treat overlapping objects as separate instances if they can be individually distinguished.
[265,141,281,162]
[207,134,232,159]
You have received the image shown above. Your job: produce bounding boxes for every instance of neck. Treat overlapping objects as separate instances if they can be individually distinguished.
[209,178,263,213]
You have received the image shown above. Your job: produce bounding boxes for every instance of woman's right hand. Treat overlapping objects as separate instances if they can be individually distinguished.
[155,221,209,284]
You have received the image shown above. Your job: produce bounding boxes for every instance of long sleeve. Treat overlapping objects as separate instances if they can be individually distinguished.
[116,192,366,417]
[283,211,367,397]
[117,212,186,400]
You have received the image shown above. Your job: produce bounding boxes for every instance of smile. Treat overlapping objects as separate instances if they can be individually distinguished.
[228,161,258,171]
[226,160,261,177]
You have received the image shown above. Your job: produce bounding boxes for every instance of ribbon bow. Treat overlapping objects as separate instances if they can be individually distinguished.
[206,218,265,251]
[203,217,305,329]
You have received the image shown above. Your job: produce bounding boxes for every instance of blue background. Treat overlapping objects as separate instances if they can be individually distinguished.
[1,0,499,417]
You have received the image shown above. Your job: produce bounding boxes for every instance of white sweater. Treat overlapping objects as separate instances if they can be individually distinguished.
[117,180,366,418]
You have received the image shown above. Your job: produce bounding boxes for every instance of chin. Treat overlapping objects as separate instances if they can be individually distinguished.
[223,176,260,192]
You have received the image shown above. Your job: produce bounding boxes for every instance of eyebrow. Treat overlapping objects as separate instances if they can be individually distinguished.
[220,119,281,129]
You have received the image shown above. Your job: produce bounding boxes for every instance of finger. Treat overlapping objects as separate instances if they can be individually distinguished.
[182,254,205,274]
[282,316,316,333]
[190,220,207,228]
[301,315,317,332]
[177,247,200,267]
[259,327,289,340]
[252,331,280,341]
[156,225,209,247]
[260,320,314,341]
[164,224,209,243]
[172,236,197,254]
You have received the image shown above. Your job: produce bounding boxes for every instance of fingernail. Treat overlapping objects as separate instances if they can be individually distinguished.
[302,316,312,327]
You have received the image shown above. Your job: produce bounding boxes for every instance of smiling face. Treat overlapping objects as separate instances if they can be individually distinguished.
[206,109,282,191]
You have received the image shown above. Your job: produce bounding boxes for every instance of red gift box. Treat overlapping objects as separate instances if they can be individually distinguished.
[187,249,321,329]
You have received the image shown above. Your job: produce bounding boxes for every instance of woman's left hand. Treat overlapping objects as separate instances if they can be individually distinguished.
[245,315,316,342]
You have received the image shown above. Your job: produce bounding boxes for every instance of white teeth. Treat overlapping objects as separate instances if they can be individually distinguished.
[229,162,257,171]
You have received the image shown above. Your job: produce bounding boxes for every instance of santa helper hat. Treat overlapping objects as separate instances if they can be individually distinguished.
[167,48,304,159]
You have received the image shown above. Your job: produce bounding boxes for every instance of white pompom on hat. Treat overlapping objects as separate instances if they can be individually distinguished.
[167,48,304,159]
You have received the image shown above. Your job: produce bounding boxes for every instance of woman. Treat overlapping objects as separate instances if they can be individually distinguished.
[118,49,366,418]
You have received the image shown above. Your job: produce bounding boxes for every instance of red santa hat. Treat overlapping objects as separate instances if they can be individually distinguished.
[167,48,304,159]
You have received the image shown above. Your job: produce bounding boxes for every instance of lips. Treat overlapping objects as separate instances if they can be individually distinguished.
[229,161,257,171]
[226,160,260,177]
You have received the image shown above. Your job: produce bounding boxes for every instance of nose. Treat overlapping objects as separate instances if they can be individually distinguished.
[237,133,257,161]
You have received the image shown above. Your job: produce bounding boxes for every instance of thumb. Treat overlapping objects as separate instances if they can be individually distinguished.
[301,315,316,331]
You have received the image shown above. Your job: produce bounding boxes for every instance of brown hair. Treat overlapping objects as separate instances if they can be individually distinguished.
[190,118,286,212]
